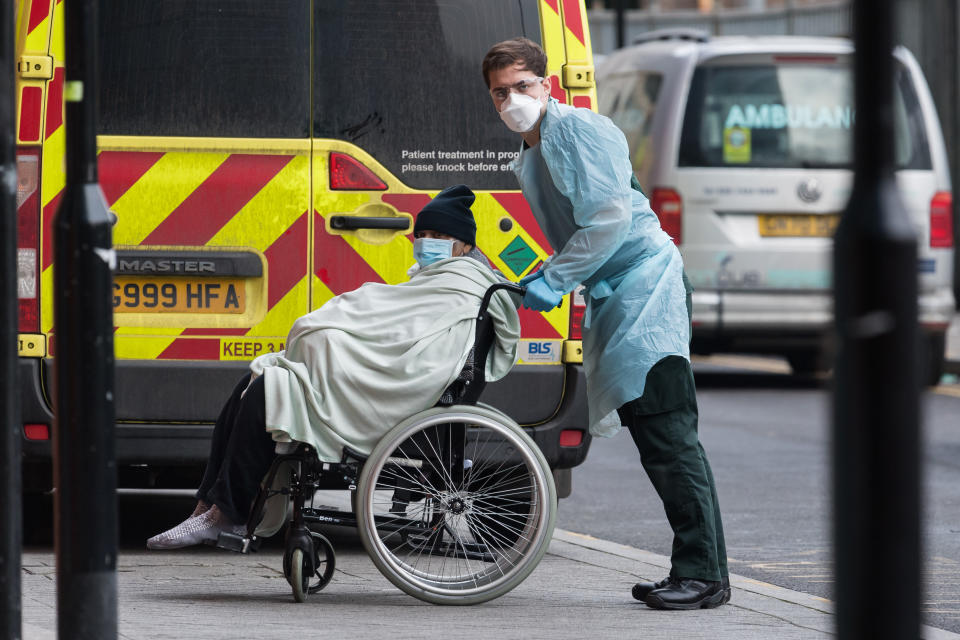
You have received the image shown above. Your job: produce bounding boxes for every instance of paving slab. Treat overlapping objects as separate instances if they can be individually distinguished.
[19,529,960,640]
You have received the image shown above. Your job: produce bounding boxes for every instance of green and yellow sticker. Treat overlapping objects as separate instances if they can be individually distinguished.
[723,126,751,164]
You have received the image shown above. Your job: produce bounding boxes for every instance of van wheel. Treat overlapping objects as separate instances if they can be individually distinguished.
[924,333,946,387]
[786,350,825,376]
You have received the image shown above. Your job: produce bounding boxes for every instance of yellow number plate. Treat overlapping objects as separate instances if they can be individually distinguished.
[758,214,840,237]
[113,277,245,314]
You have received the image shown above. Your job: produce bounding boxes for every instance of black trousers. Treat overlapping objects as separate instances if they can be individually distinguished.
[617,355,728,582]
[196,373,277,525]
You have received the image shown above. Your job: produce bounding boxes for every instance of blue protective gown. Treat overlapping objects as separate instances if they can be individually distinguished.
[514,98,690,436]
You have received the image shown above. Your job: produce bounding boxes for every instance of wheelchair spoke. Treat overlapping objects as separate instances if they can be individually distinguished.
[369,507,430,535]
[374,465,444,503]
[416,428,463,494]
[466,458,528,496]
[470,501,535,539]
[472,489,537,507]
[446,519,482,588]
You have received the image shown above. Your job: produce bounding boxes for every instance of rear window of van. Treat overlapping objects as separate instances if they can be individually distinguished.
[678,59,931,170]
[313,0,541,190]
[98,1,310,139]
[98,0,541,191]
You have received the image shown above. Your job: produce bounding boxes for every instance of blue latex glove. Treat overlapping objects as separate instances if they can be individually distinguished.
[518,270,545,287]
[522,277,563,312]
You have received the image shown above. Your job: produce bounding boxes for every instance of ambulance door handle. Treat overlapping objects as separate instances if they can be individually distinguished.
[330,216,410,231]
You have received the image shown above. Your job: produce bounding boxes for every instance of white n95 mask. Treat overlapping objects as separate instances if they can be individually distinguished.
[499,92,544,133]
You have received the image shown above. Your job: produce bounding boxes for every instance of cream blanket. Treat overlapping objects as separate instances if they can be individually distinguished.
[248,257,520,462]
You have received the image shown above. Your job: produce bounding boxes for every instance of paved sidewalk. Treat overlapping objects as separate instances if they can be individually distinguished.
[20,529,960,640]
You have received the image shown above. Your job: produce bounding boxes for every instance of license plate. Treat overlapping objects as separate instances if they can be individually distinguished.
[112,277,245,313]
[758,214,840,237]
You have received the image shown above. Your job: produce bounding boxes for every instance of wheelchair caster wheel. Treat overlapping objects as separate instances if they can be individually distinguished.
[307,531,335,594]
[288,548,309,603]
[283,532,336,602]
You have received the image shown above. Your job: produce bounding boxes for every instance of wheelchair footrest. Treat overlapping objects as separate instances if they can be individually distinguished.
[215,531,261,553]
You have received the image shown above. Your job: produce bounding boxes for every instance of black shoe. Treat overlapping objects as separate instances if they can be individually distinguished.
[720,576,731,605]
[645,577,725,610]
[631,576,673,601]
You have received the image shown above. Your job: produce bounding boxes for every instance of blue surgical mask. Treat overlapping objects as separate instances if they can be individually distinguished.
[413,237,455,267]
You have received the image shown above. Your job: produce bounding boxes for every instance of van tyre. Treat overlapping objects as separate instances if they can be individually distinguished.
[786,350,826,376]
[924,333,946,387]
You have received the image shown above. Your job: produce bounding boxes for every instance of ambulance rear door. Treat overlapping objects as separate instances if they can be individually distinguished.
[91,1,313,427]
[309,0,576,427]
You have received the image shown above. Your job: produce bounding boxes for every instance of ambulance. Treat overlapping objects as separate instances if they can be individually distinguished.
[15,1,597,496]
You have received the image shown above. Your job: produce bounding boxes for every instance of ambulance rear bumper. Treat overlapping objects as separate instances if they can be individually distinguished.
[21,359,591,491]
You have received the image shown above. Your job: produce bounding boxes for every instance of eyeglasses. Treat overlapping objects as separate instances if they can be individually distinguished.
[490,77,544,101]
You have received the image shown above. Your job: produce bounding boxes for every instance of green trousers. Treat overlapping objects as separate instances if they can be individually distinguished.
[616,355,728,583]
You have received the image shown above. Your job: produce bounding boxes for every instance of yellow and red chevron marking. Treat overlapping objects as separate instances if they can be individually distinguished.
[311,143,568,341]
[62,138,570,361]
[36,0,65,337]
[54,140,312,361]
[16,0,55,145]
[312,190,567,340]
[539,0,597,111]
[539,0,567,106]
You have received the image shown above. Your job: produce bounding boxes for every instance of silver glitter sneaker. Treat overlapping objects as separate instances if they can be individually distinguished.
[146,506,244,550]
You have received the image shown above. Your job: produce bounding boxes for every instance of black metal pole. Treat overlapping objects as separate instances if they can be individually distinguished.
[833,0,921,637]
[54,0,117,637]
[1,0,23,636]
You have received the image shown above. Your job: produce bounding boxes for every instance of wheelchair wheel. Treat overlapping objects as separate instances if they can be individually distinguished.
[307,531,336,594]
[356,405,556,605]
[283,532,336,601]
[288,548,309,603]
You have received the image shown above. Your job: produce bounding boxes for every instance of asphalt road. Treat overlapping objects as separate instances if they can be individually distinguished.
[556,356,960,634]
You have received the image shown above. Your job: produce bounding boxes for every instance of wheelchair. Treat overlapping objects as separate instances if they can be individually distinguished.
[215,282,557,605]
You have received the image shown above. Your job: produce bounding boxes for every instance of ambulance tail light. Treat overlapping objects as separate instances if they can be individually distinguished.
[329,152,387,190]
[650,188,683,245]
[568,286,586,340]
[930,191,953,248]
[23,424,50,441]
[17,150,40,333]
[559,429,583,447]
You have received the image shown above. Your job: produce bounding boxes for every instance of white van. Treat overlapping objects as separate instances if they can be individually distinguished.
[597,31,955,383]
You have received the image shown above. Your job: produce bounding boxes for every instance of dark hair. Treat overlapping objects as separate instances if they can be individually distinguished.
[481,38,548,87]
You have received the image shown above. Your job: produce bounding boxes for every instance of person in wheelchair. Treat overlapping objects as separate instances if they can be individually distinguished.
[147,185,520,550]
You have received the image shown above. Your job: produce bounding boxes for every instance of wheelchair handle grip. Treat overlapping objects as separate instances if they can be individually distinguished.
[478,281,562,320]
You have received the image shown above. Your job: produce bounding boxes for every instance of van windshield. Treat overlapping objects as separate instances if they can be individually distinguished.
[678,59,931,170]
[313,0,541,190]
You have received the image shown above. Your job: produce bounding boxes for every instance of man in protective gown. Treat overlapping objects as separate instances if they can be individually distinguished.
[483,38,729,610]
